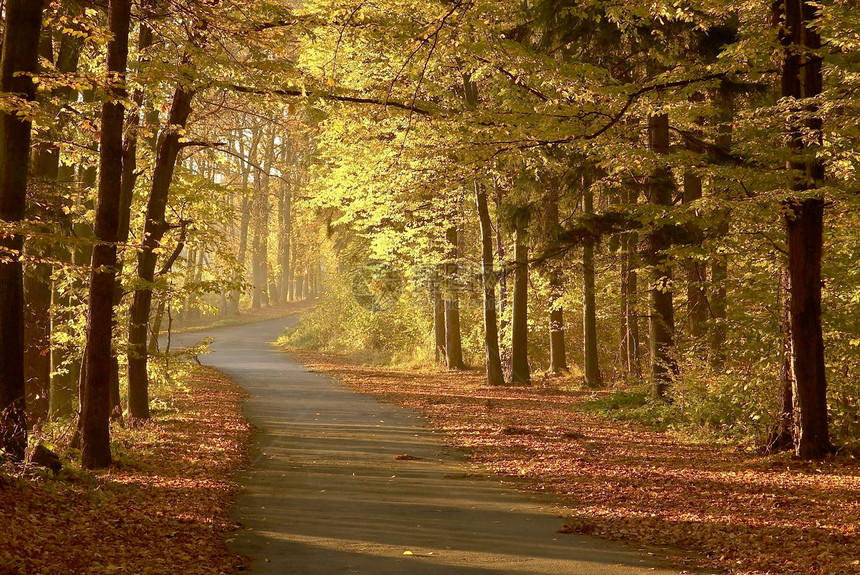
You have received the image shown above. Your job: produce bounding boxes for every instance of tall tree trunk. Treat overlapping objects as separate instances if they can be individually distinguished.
[647,113,676,399]
[127,85,194,423]
[581,174,601,387]
[279,181,292,303]
[81,0,132,469]
[510,210,530,385]
[777,0,830,459]
[432,275,445,363]
[108,0,157,418]
[683,170,708,343]
[545,187,567,375]
[620,187,642,379]
[443,225,465,369]
[475,183,504,386]
[709,87,733,369]
[0,0,45,460]
[22,27,57,426]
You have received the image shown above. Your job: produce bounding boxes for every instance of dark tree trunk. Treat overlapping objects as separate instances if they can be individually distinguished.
[0,0,45,460]
[22,27,56,426]
[510,210,530,385]
[475,184,504,386]
[443,225,465,369]
[581,175,601,387]
[127,85,194,423]
[647,113,677,399]
[81,0,132,469]
[108,0,156,417]
[545,187,567,375]
[777,0,831,459]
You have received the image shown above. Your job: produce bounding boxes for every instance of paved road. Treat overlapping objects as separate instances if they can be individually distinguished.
[172,316,678,575]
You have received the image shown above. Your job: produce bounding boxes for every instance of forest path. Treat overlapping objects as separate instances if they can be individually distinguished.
[171,315,679,575]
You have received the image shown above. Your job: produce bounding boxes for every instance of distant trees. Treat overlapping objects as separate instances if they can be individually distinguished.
[0,0,854,467]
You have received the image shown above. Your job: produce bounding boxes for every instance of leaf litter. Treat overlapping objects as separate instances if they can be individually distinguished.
[289,348,860,575]
[0,366,251,575]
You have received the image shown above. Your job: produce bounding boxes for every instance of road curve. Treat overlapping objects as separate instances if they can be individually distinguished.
[171,315,679,575]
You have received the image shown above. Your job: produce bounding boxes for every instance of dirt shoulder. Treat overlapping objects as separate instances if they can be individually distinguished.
[288,349,860,575]
[0,367,251,575]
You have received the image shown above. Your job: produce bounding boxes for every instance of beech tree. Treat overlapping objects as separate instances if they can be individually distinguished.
[0,0,46,461]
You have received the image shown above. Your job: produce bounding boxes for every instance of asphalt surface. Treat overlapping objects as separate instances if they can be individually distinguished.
[171,315,679,575]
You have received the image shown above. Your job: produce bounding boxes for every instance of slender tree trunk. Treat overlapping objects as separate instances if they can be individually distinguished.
[683,170,708,343]
[709,88,733,368]
[280,182,292,303]
[620,186,642,379]
[108,0,156,418]
[475,183,504,386]
[581,175,601,387]
[126,85,194,423]
[545,187,567,375]
[81,0,132,469]
[647,113,677,399]
[432,275,445,363]
[777,0,830,458]
[510,210,530,385]
[443,225,465,369]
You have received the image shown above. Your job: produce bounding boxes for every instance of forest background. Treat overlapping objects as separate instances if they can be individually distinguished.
[0,0,858,474]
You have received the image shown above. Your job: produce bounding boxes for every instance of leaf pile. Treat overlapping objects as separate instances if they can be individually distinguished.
[0,366,251,575]
[290,349,860,575]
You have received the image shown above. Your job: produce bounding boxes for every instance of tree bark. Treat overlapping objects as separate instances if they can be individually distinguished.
[81,0,132,469]
[127,85,195,423]
[777,0,831,459]
[432,275,445,363]
[581,174,601,387]
[510,210,530,385]
[475,183,504,386]
[647,113,677,399]
[443,225,465,369]
[108,0,157,417]
[0,0,45,460]
[683,170,708,343]
[621,186,642,379]
[545,186,567,375]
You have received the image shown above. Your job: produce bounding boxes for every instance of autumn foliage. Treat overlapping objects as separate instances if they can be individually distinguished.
[0,367,250,575]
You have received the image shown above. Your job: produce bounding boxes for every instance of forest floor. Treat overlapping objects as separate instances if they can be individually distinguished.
[287,349,860,575]
[0,366,251,575]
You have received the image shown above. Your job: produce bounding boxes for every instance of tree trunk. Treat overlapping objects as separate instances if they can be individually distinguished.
[582,175,601,387]
[647,113,676,399]
[126,85,194,423]
[475,183,504,386]
[81,0,132,469]
[510,210,530,385]
[0,0,45,460]
[443,225,465,369]
[777,0,830,459]
[432,275,445,363]
[545,187,567,375]
[620,187,642,379]
[279,181,292,303]
[22,26,57,426]
[683,170,708,343]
